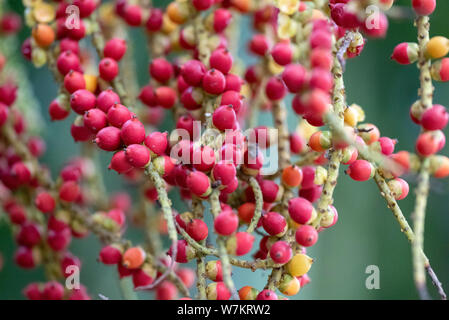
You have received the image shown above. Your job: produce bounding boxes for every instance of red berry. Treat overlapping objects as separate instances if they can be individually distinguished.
[155,87,177,109]
[95,126,122,151]
[124,5,143,26]
[107,103,132,128]
[120,118,146,145]
[125,144,151,168]
[181,87,203,110]
[295,225,319,247]
[64,71,86,93]
[15,246,38,268]
[210,48,233,74]
[347,160,375,181]
[17,223,42,247]
[99,58,119,81]
[203,69,226,95]
[181,60,206,86]
[97,89,121,113]
[104,38,127,61]
[145,132,168,156]
[70,89,96,115]
[42,281,64,300]
[139,85,157,107]
[249,34,269,56]
[47,228,72,251]
[421,104,448,130]
[193,0,213,11]
[146,8,163,32]
[257,290,278,300]
[23,283,42,300]
[229,232,255,256]
[213,105,237,131]
[156,281,178,300]
[416,131,440,156]
[271,42,293,66]
[59,181,80,202]
[412,0,436,16]
[310,68,333,92]
[288,197,315,224]
[192,145,216,172]
[214,211,239,236]
[262,211,287,237]
[213,8,232,33]
[99,245,123,264]
[391,42,419,65]
[73,0,97,18]
[212,161,237,186]
[60,38,80,56]
[186,171,212,197]
[270,241,292,264]
[35,192,55,213]
[83,109,107,132]
[109,151,133,174]
[0,102,8,126]
[57,51,81,75]
[186,219,209,241]
[150,58,174,83]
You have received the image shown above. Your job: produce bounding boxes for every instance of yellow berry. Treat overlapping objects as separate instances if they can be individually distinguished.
[426,36,449,59]
[287,253,313,277]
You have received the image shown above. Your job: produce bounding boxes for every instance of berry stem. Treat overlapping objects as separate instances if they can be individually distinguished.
[246,177,263,233]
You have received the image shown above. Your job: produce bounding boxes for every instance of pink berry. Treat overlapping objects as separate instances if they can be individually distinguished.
[99,58,119,81]
[70,89,96,115]
[107,103,131,128]
[57,51,81,75]
[210,48,233,74]
[146,8,163,32]
[150,58,173,83]
[421,104,448,130]
[181,60,206,87]
[213,105,237,131]
[145,131,168,156]
[257,290,278,300]
[282,64,307,93]
[212,161,237,186]
[288,197,315,224]
[59,181,80,202]
[412,0,436,16]
[270,241,292,264]
[96,126,122,151]
[109,150,133,174]
[139,85,157,107]
[193,0,213,11]
[124,5,143,26]
[391,42,419,65]
[295,225,319,247]
[120,118,146,145]
[213,8,232,33]
[203,69,226,95]
[186,219,209,241]
[42,281,64,300]
[186,171,212,197]
[262,211,287,237]
[249,34,269,56]
[378,137,397,156]
[83,109,107,132]
[347,160,375,181]
[47,228,72,251]
[103,38,127,61]
[125,144,151,168]
[271,42,293,66]
[214,211,239,236]
[97,89,121,113]
[35,191,55,213]
[99,245,123,264]
[265,77,286,101]
[64,71,86,93]
[17,223,42,247]
[155,87,177,109]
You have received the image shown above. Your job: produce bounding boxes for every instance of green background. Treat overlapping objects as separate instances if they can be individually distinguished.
[1,0,448,300]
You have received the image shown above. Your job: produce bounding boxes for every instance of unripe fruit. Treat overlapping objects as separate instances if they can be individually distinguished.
[70,89,96,115]
[309,130,332,152]
[99,58,119,81]
[270,240,292,264]
[35,191,55,213]
[99,245,123,265]
[186,219,208,241]
[213,105,237,131]
[214,211,239,236]
[287,253,313,277]
[431,58,449,82]
[203,69,226,95]
[104,38,127,61]
[107,104,131,128]
[279,274,301,296]
[122,246,146,269]
[168,239,196,263]
[257,289,278,300]
[412,0,436,16]
[95,126,122,151]
[226,231,255,256]
[387,178,410,201]
[206,282,231,300]
[421,104,448,130]
[150,58,174,83]
[262,211,287,237]
[125,144,151,168]
[288,197,316,225]
[265,77,287,101]
[391,42,419,65]
[347,160,375,181]
[210,48,233,74]
[239,286,259,300]
[121,118,146,145]
[205,260,223,281]
[295,225,319,247]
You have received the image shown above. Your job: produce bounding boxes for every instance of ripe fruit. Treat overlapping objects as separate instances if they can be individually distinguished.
[226,232,255,256]
[99,58,119,81]
[210,48,233,74]
[269,241,292,264]
[59,181,80,202]
[212,105,237,130]
[206,282,231,300]
[104,38,127,61]
[214,211,239,236]
[125,144,151,168]
[99,245,123,265]
[421,104,449,130]
[32,24,55,48]
[203,69,226,95]
[426,36,449,59]
[412,0,436,16]
[121,118,146,145]
[186,219,209,241]
[262,211,287,237]
[107,104,131,128]
[186,171,212,197]
[70,89,96,115]
[257,289,278,300]
[295,225,319,247]
[35,192,55,213]
[288,197,316,225]
[122,247,146,269]
[347,160,375,181]
[150,58,174,83]
[265,77,286,101]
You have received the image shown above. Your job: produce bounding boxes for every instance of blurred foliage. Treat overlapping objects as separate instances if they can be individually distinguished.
[1,0,448,300]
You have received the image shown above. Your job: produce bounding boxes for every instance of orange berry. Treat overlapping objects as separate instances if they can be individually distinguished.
[231,0,252,13]
[122,246,146,269]
[32,24,55,48]
[426,36,449,59]
[167,2,188,25]
[239,285,259,300]
[237,202,255,224]
[282,165,303,188]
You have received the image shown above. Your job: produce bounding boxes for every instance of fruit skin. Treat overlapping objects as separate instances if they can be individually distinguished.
[99,245,123,265]
[206,282,231,300]
[214,211,239,236]
[387,178,410,201]
[295,225,319,247]
[262,211,287,237]
[205,260,223,281]
[279,274,301,296]
[412,0,436,16]
[257,289,278,300]
[239,286,259,300]
[104,38,127,61]
[431,58,449,82]
[391,42,419,65]
[95,126,122,152]
[122,247,146,269]
[35,192,55,213]
[287,253,313,277]
[212,105,237,131]
[288,197,316,225]
[125,144,151,168]
[226,232,255,256]
[347,160,375,181]
[420,104,449,130]
[426,36,449,59]
[269,240,292,264]
[186,219,208,241]
[186,171,212,197]
[203,69,226,95]
[99,58,119,81]
[120,118,146,145]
